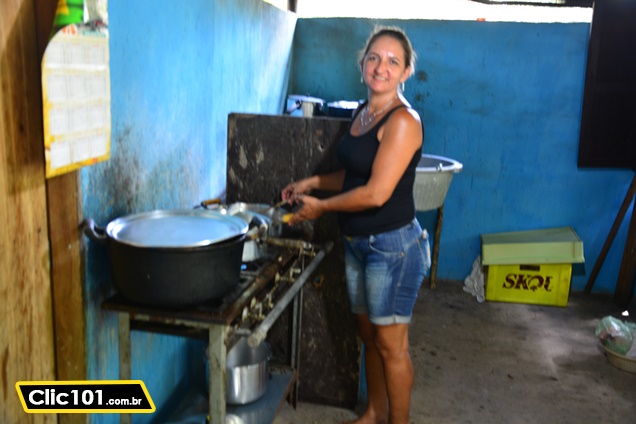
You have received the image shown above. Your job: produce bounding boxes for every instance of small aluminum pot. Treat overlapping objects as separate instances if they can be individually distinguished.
[226,337,271,405]
[222,202,285,262]
[206,337,271,405]
[199,200,289,261]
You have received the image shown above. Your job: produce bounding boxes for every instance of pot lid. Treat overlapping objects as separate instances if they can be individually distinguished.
[106,209,249,248]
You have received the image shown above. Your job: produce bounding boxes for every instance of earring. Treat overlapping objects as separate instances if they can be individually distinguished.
[401,82,405,92]
[361,76,364,84]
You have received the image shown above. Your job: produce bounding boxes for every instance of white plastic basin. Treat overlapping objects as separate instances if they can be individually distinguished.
[414,154,463,211]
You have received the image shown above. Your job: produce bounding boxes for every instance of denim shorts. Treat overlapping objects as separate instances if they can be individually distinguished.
[343,218,431,325]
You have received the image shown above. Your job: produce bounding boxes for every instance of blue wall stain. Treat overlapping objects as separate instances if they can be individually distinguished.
[79,1,296,422]
[290,18,634,295]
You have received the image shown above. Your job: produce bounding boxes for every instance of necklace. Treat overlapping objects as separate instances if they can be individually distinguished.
[360,96,397,127]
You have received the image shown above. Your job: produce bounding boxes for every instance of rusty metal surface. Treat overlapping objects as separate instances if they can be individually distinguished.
[227,113,360,408]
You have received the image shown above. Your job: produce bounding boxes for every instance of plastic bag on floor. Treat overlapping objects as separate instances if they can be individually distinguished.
[463,256,485,303]
[595,316,635,355]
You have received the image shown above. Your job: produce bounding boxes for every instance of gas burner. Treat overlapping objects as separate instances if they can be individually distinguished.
[100,239,333,424]
[240,255,274,275]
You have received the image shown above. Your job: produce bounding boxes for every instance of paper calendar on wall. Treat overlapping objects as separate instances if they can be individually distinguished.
[42,0,110,178]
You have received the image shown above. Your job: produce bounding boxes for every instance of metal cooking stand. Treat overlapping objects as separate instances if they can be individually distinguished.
[102,240,333,424]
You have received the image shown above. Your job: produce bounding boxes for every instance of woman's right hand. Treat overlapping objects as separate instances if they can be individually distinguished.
[281,179,312,203]
[281,171,343,205]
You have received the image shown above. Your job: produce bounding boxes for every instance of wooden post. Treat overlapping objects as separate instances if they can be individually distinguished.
[585,173,636,294]
[430,205,444,289]
[35,0,87,401]
[614,202,636,308]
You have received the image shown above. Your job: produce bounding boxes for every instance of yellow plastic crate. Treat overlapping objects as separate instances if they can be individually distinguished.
[485,263,572,307]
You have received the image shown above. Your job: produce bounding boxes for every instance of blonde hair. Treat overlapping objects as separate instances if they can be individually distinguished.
[359,26,417,77]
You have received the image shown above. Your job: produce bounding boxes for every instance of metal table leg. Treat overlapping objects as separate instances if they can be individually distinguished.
[290,287,304,408]
[208,324,227,424]
[118,313,131,424]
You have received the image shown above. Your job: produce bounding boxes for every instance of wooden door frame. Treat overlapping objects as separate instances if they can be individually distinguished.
[34,2,87,423]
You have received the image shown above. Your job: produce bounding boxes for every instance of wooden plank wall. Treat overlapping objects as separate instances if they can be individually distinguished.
[0,0,56,422]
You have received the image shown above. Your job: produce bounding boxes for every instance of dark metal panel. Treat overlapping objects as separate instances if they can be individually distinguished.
[227,113,360,408]
[578,0,636,169]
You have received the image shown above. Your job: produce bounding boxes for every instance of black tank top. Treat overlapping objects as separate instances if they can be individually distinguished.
[336,104,423,237]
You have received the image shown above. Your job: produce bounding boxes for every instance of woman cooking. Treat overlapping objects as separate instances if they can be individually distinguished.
[281,26,430,424]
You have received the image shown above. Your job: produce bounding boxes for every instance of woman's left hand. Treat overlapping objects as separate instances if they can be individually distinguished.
[286,194,324,225]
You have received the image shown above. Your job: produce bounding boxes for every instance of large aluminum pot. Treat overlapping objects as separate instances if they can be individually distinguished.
[82,209,249,308]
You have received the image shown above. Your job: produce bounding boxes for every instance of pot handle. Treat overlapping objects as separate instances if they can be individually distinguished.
[284,100,302,115]
[250,213,269,238]
[80,218,108,245]
[245,220,268,241]
[199,198,222,209]
[246,226,260,241]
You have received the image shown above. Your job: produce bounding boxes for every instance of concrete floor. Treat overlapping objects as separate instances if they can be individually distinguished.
[273,280,636,424]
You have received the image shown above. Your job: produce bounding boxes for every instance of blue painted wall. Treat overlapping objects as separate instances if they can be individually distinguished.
[290,18,635,295]
[78,6,635,421]
[80,1,296,422]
